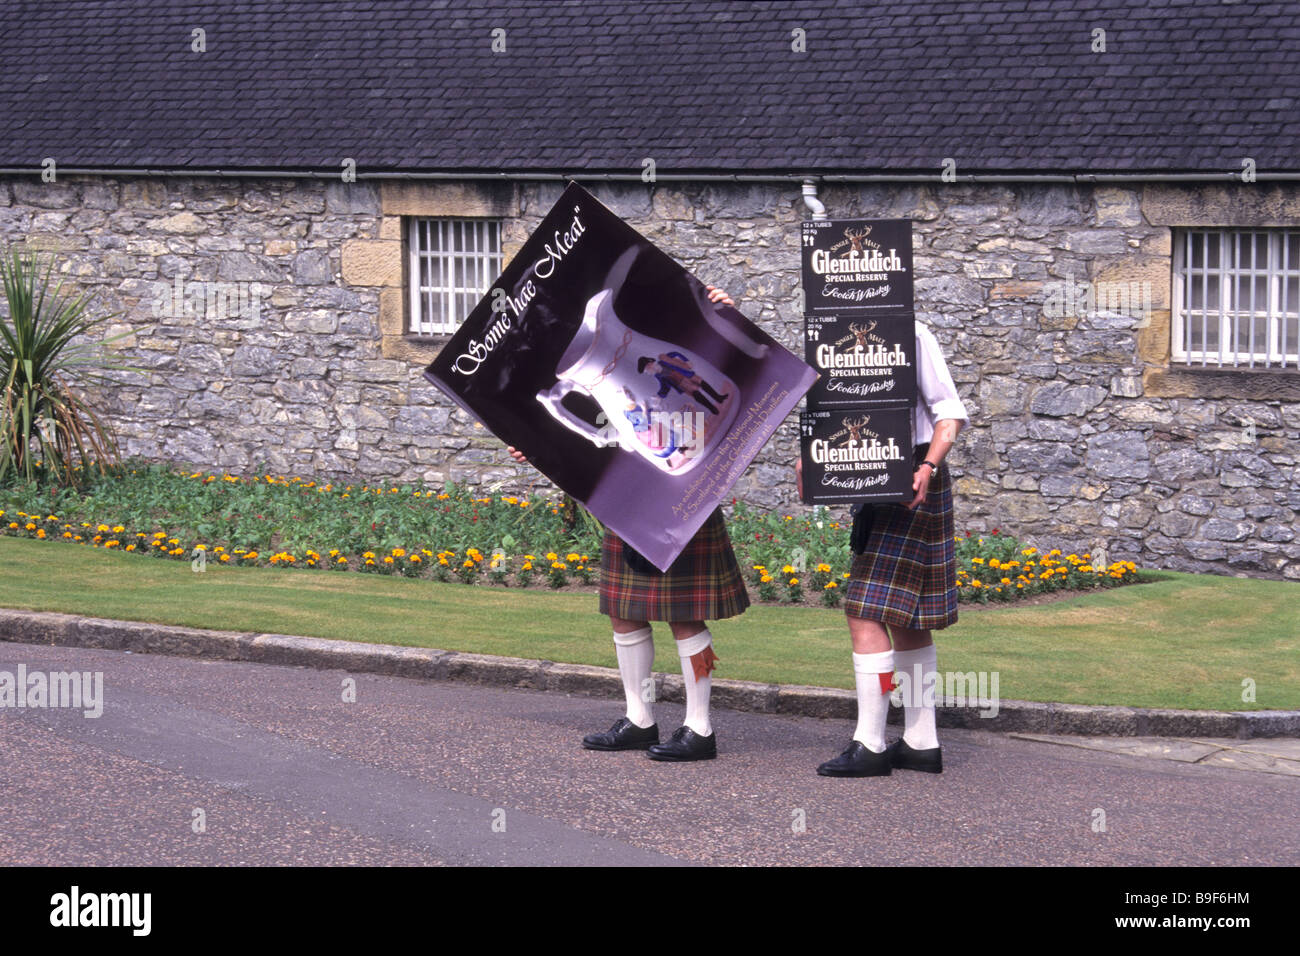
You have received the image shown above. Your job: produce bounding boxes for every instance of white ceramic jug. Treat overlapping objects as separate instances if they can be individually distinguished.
[536,287,739,474]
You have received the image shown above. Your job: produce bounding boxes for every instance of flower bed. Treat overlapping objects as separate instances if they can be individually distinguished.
[0,461,1140,605]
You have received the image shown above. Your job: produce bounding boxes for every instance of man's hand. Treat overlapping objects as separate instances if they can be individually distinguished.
[795,457,803,499]
[906,464,933,510]
[507,445,528,464]
[705,285,734,307]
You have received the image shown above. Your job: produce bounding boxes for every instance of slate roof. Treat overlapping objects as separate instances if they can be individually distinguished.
[2,0,1298,175]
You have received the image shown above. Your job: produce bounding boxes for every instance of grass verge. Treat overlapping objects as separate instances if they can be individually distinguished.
[0,534,1295,710]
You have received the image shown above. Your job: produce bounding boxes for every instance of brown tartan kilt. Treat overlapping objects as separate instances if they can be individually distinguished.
[598,508,751,622]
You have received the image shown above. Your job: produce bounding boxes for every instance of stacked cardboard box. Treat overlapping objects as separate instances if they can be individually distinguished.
[799,218,918,505]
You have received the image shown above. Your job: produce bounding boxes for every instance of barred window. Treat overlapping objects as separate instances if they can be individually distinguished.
[407,218,502,335]
[1173,228,1300,368]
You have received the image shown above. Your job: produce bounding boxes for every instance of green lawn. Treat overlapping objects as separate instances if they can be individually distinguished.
[0,534,1295,711]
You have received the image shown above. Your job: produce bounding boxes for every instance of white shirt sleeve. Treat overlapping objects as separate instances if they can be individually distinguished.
[915,321,968,429]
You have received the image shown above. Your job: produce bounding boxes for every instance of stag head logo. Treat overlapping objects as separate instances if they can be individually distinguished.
[842,226,872,254]
[848,320,877,349]
[841,414,871,443]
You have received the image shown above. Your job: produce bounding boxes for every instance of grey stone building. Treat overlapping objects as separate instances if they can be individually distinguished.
[1,0,1298,580]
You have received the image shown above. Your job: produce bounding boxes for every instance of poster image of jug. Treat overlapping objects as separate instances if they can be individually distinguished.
[423,181,818,572]
[800,218,914,315]
[799,404,915,505]
[804,312,918,408]
[534,287,740,475]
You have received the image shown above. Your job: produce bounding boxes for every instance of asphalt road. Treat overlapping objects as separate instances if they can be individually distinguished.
[1,642,1296,866]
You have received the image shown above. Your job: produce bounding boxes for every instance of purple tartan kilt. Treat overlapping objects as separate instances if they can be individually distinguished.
[598,508,751,622]
[843,444,959,630]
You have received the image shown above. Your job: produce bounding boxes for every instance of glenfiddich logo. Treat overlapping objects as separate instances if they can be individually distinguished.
[814,320,910,370]
[809,226,904,276]
[808,415,904,463]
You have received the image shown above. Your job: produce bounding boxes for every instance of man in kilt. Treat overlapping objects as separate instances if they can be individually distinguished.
[508,284,749,762]
[800,320,969,777]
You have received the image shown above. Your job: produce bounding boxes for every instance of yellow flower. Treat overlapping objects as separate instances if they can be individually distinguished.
[824,581,837,589]
[816,563,832,573]
[788,577,799,585]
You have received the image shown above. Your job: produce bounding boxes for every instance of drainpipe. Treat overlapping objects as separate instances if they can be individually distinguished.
[801,178,827,220]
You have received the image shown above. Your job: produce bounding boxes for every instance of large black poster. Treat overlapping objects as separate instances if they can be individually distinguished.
[804,312,918,408]
[799,405,916,504]
[423,183,818,571]
[800,218,914,315]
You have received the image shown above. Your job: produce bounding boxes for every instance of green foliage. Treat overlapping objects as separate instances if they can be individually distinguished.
[0,245,143,488]
[0,462,1139,604]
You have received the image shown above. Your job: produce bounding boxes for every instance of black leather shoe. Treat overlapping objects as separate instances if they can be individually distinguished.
[582,717,659,751]
[646,725,717,761]
[886,737,943,773]
[816,740,892,777]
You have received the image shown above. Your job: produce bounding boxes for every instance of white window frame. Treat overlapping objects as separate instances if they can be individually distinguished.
[1172,227,1300,369]
[407,218,503,336]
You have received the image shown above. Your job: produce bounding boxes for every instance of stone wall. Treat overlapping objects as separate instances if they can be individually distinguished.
[0,174,1296,579]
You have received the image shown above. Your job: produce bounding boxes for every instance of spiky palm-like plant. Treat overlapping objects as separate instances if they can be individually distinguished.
[0,244,142,487]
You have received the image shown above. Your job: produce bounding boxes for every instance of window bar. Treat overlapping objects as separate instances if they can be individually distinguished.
[434,221,444,335]
[473,219,481,321]
[445,221,453,334]
[1272,232,1279,367]
[1201,231,1208,366]
[423,220,433,337]
[1248,231,1256,368]
[1279,232,1289,369]
[1230,231,1239,367]
[1221,228,1229,367]
[416,222,425,336]
[1184,230,1192,365]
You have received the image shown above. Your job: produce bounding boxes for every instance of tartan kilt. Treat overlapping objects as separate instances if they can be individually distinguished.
[599,508,751,622]
[843,443,959,630]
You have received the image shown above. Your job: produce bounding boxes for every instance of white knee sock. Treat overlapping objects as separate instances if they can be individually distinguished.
[612,626,656,728]
[675,629,718,737]
[893,644,939,750]
[852,649,895,753]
